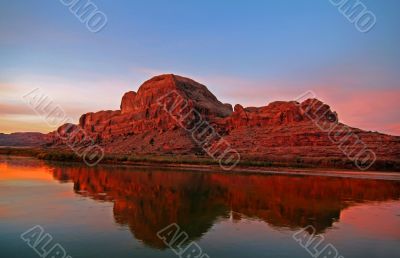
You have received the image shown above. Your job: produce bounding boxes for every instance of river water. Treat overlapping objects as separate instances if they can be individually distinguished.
[0,156,399,258]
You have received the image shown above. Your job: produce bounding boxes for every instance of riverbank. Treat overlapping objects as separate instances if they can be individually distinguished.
[1,147,399,179]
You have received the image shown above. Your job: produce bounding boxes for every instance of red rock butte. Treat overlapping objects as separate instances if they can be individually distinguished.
[2,74,398,170]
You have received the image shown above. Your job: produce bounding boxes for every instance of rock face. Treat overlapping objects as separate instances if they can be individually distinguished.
[46,74,400,170]
[120,91,137,114]
[49,74,233,154]
[225,99,337,130]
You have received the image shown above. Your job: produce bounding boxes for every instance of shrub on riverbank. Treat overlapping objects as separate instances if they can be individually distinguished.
[1,147,399,171]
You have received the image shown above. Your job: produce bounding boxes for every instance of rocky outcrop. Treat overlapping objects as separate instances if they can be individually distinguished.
[216,98,398,169]
[225,99,337,130]
[42,74,400,170]
[120,91,137,114]
[48,74,232,154]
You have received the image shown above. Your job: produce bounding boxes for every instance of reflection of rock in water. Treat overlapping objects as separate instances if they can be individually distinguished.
[50,165,400,249]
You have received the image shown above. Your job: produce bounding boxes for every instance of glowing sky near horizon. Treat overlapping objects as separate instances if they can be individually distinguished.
[0,0,399,135]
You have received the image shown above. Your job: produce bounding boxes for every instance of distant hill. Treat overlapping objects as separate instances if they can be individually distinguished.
[0,132,47,147]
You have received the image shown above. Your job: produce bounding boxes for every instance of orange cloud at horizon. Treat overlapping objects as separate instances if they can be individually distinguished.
[0,117,55,134]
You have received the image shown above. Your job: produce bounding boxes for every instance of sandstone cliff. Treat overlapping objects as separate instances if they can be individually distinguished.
[42,74,400,170]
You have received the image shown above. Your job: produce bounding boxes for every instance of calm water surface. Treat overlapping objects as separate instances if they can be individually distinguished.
[0,156,399,258]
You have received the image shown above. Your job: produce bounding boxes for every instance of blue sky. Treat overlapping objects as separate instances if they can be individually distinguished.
[0,0,399,134]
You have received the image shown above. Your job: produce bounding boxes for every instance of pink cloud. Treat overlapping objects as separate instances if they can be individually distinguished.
[315,87,400,136]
